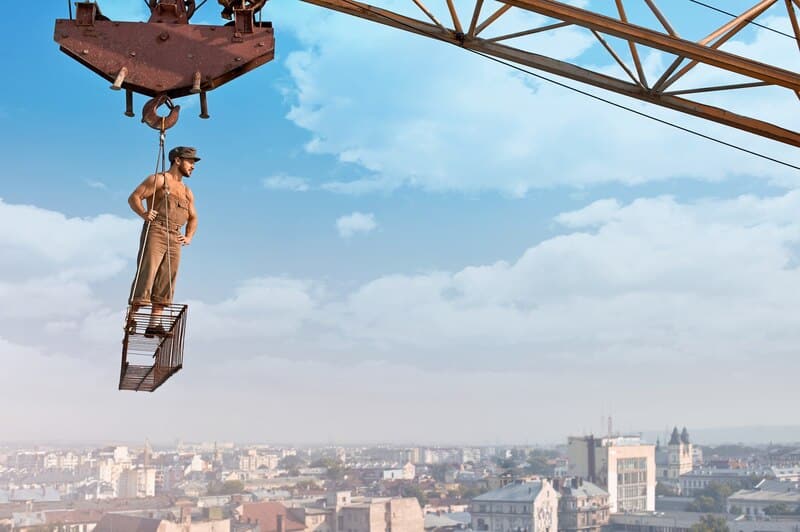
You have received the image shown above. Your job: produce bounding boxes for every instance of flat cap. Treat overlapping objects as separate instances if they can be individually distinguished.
[169,146,201,162]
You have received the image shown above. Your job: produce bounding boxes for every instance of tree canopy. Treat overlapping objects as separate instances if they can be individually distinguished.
[690,515,729,532]
[687,483,737,513]
[207,479,244,495]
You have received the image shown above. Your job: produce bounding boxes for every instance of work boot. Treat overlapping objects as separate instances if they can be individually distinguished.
[144,325,172,338]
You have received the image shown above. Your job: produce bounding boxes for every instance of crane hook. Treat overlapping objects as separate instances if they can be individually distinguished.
[141,94,181,131]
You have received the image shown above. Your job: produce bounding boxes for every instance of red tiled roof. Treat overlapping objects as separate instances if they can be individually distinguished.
[45,510,105,525]
[94,513,162,532]
[240,502,305,532]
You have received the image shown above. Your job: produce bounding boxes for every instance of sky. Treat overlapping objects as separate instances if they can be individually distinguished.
[1,0,799,446]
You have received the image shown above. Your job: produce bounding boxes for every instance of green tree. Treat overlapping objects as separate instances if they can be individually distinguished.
[310,457,342,469]
[656,482,676,496]
[458,485,483,500]
[494,457,516,470]
[690,515,729,532]
[763,503,791,515]
[687,482,736,513]
[207,479,244,495]
[279,455,305,470]
[400,484,428,507]
[295,480,318,490]
[309,458,345,481]
[728,505,742,515]
[525,456,552,475]
[688,496,718,513]
[703,445,758,458]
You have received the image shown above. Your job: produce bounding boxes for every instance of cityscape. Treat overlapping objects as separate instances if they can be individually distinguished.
[2,429,800,532]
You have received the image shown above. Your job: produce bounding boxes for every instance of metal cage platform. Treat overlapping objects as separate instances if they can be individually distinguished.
[119,304,188,392]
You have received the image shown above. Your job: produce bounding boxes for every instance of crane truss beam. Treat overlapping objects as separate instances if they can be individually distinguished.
[298,0,800,147]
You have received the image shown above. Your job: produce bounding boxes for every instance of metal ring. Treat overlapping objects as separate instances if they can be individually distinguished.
[141,94,181,131]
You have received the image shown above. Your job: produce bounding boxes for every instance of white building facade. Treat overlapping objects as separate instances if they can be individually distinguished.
[568,436,656,513]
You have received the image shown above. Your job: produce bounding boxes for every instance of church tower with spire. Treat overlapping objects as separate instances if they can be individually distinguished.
[668,426,693,479]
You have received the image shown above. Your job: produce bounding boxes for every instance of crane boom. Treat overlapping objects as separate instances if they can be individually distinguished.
[298,0,800,147]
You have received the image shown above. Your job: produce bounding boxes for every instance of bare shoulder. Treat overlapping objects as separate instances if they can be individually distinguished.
[141,173,167,187]
[185,185,195,201]
[133,173,156,194]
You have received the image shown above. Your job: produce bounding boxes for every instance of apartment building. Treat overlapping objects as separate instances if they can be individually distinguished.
[568,436,656,513]
[470,479,559,532]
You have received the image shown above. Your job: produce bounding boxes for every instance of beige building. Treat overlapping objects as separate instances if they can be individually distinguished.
[568,436,655,513]
[556,478,610,532]
[95,514,230,532]
[237,495,423,532]
[117,467,156,498]
[471,479,559,532]
[239,449,280,471]
[337,498,422,532]
[288,508,333,532]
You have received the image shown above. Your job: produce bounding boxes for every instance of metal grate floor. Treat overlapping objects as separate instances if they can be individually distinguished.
[119,304,188,392]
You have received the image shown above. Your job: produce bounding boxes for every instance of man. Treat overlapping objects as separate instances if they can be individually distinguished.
[127,146,199,336]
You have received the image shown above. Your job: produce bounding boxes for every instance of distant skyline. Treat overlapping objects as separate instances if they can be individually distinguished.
[3,424,800,448]
[1,1,799,442]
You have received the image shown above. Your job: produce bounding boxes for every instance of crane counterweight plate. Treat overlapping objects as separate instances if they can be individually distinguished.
[54,19,275,98]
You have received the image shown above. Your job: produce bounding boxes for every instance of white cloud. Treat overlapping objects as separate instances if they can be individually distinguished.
[263,174,311,192]
[172,190,800,377]
[85,179,108,190]
[281,3,800,193]
[0,199,139,342]
[336,212,377,238]
[188,277,321,342]
[3,193,800,440]
[6,192,800,376]
[0,198,139,281]
[556,198,621,228]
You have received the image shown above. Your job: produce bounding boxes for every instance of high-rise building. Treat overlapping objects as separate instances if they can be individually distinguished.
[567,435,656,513]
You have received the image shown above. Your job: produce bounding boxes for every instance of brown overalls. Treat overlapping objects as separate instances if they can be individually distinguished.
[130,176,190,306]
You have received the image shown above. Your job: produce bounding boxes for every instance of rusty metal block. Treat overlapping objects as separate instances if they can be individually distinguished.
[149,0,189,24]
[75,2,97,27]
[234,8,255,34]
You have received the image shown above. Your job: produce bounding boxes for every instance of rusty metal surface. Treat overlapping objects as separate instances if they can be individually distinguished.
[119,304,188,392]
[141,94,181,130]
[148,0,194,23]
[54,19,274,98]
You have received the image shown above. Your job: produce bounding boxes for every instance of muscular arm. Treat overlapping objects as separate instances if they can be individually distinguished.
[182,187,198,245]
[128,174,160,221]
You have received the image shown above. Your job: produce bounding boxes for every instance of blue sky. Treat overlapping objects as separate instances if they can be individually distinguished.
[1,0,799,444]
